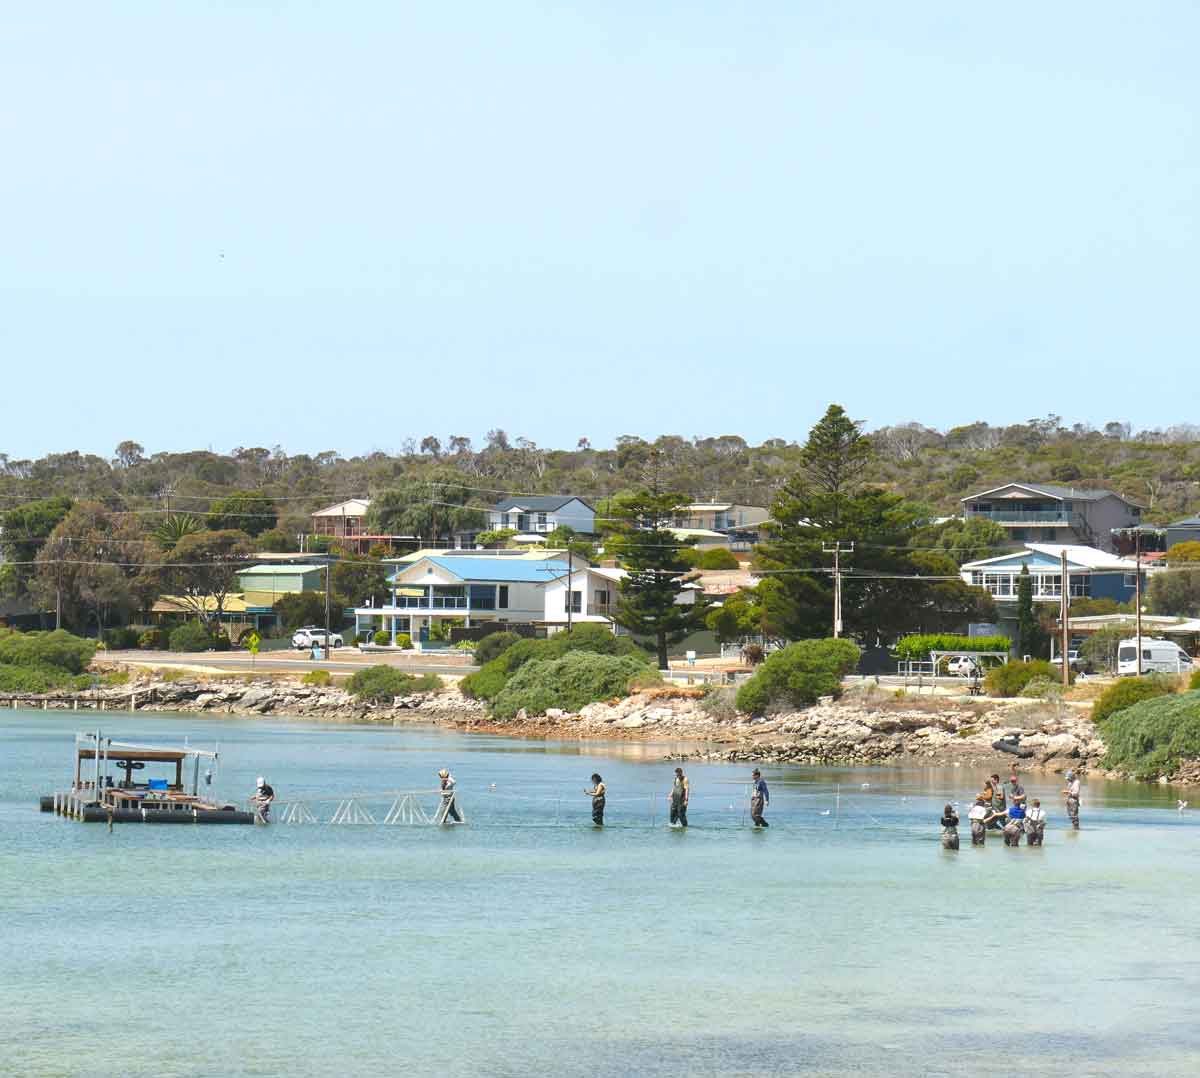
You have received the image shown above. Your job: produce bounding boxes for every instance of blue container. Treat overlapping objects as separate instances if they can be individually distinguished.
[148,779,168,791]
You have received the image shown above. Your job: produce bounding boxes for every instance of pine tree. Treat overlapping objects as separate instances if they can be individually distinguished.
[1016,564,1046,658]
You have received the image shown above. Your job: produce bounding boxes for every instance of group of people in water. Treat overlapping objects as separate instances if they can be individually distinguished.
[939,768,1083,849]
[584,767,771,828]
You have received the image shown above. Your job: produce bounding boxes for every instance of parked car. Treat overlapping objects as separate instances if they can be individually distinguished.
[1050,650,1082,669]
[945,656,981,677]
[292,626,344,650]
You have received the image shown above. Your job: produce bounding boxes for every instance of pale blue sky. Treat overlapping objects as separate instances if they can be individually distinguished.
[3,3,1197,458]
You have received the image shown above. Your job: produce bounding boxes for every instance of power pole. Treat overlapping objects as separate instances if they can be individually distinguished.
[566,546,574,634]
[324,556,333,658]
[822,541,854,638]
[1060,548,1070,688]
[1134,531,1143,678]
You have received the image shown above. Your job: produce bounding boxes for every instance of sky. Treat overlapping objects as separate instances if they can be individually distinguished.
[2,2,1198,459]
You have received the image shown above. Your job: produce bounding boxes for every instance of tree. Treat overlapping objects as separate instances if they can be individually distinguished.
[274,591,339,631]
[607,492,706,668]
[1016,564,1047,658]
[160,530,255,629]
[911,515,1011,566]
[0,496,73,599]
[113,441,145,469]
[420,436,442,457]
[151,513,204,551]
[207,491,277,537]
[1167,542,1200,563]
[330,542,391,608]
[365,474,485,540]
[1148,567,1200,617]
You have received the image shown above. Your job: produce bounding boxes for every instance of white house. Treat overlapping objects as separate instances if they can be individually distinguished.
[353,555,567,643]
[488,496,595,535]
[960,544,1142,605]
[539,565,699,631]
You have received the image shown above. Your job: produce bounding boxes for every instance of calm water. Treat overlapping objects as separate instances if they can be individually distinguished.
[2,710,1198,1078]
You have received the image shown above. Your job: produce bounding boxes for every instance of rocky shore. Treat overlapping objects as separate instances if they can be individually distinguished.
[0,673,1131,779]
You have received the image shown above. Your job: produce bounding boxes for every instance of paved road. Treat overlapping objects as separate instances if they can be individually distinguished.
[98,650,480,677]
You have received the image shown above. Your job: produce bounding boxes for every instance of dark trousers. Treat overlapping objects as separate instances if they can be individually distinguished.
[970,821,986,845]
[1066,796,1080,829]
[751,795,768,827]
[592,796,605,825]
[441,795,462,823]
[670,799,687,827]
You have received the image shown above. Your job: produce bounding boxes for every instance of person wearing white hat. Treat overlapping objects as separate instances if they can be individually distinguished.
[252,776,275,823]
[437,769,461,824]
[1063,770,1081,830]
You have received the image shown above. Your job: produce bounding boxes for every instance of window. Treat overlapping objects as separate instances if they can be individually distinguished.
[1123,573,1138,588]
[594,589,611,610]
[538,512,548,529]
[498,586,509,609]
[567,590,582,613]
[469,584,496,610]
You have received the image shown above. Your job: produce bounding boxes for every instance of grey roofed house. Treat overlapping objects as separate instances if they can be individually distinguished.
[488,496,595,535]
[1165,515,1200,549]
[960,482,1142,554]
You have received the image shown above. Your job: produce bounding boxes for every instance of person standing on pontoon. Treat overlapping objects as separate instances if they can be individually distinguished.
[438,768,462,824]
[252,776,275,823]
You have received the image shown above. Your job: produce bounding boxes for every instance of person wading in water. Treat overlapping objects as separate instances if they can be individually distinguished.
[669,767,689,828]
[1025,798,1047,846]
[750,769,770,828]
[585,773,606,826]
[940,803,960,849]
[1063,770,1082,829]
[437,768,462,824]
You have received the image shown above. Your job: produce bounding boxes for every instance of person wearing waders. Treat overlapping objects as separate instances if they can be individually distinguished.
[1006,769,1026,812]
[252,776,275,823]
[437,768,462,824]
[940,803,960,850]
[968,798,988,845]
[669,767,689,828]
[1063,770,1081,829]
[750,769,769,828]
[1003,802,1025,846]
[988,772,1007,830]
[1025,798,1047,846]
[585,773,605,826]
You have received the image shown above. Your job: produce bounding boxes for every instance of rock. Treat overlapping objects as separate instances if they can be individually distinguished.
[545,708,565,719]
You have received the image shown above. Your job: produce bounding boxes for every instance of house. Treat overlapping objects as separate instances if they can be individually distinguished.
[960,483,1142,553]
[354,555,568,644]
[960,544,1143,645]
[487,496,595,536]
[538,565,699,631]
[236,564,327,608]
[1165,515,1200,549]
[310,499,371,541]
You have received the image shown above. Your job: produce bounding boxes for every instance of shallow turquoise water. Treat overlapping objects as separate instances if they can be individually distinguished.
[2,710,1198,1077]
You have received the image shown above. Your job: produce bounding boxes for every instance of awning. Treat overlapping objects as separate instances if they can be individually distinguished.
[394,587,425,598]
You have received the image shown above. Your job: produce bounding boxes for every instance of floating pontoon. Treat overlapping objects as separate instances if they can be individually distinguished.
[40,731,254,824]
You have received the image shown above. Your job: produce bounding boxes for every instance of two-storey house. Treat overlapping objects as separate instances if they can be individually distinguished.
[960,484,1142,553]
[487,496,595,536]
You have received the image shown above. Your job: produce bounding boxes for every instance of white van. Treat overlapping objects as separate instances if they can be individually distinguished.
[1117,638,1194,676]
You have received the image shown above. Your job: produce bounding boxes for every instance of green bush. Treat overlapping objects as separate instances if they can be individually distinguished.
[1190,669,1200,692]
[101,627,140,650]
[101,670,131,686]
[894,633,1011,662]
[395,633,413,650]
[984,660,1065,698]
[346,664,426,702]
[1091,675,1176,724]
[0,629,97,674]
[492,651,657,719]
[138,629,168,650]
[373,630,391,646]
[302,669,332,687]
[1100,690,1200,779]
[475,631,522,666]
[0,664,91,693]
[168,621,227,653]
[1019,676,1064,700]
[734,638,861,714]
[696,548,740,570]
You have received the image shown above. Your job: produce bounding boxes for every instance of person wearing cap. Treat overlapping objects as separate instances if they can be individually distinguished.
[1063,770,1081,829]
[750,769,769,828]
[437,768,462,824]
[585,773,606,826]
[252,776,275,823]
[1025,798,1047,846]
[669,767,689,828]
[967,797,989,845]
[1006,769,1026,810]
[940,803,960,850]
[987,772,1007,830]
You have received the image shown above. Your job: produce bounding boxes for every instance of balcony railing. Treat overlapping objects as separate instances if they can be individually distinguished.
[965,508,1080,524]
[391,595,468,610]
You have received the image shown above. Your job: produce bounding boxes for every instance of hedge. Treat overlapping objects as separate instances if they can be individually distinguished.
[168,622,230,653]
[983,660,1068,698]
[894,633,1011,661]
[1100,690,1200,779]
[735,638,861,714]
[0,664,91,694]
[1091,675,1176,725]
[345,665,442,702]
[0,629,97,675]
[475,631,522,666]
[492,652,657,720]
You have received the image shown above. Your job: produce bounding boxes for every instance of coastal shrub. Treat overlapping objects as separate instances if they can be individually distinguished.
[984,660,1065,698]
[168,621,222,653]
[492,652,656,720]
[0,664,91,693]
[0,629,97,674]
[346,664,424,702]
[475,631,521,666]
[138,629,168,650]
[699,684,739,721]
[460,625,650,703]
[894,633,1011,662]
[302,669,332,687]
[1091,675,1176,725]
[734,638,861,714]
[373,630,391,646]
[101,627,140,650]
[101,670,131,687]
[1100,690,1200,779]
[410,673,442,693]
[395,633,413,650]
[1019,676,1064,701]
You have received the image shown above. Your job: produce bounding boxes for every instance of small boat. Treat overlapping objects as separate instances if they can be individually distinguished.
[40,730,254,824]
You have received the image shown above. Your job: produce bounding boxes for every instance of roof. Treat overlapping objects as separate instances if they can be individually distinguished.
[311,498,371,517]
[251,552,327,562]
[152,594,250,614]
[385,547,576,564]
[962,483,1142,506]
[540,565,627,586]
[961,543,1139,572]
[669,528,728,540]
[392,556,569,584]
[238,564,325,577]
[491,495,593,513]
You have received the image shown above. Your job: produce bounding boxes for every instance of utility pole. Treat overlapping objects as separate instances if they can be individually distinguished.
[822,541,854,638]
[566,546,574,634]
[1134,530,1143,678]
[1060,548,1070,688]
[324,556,333,658]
